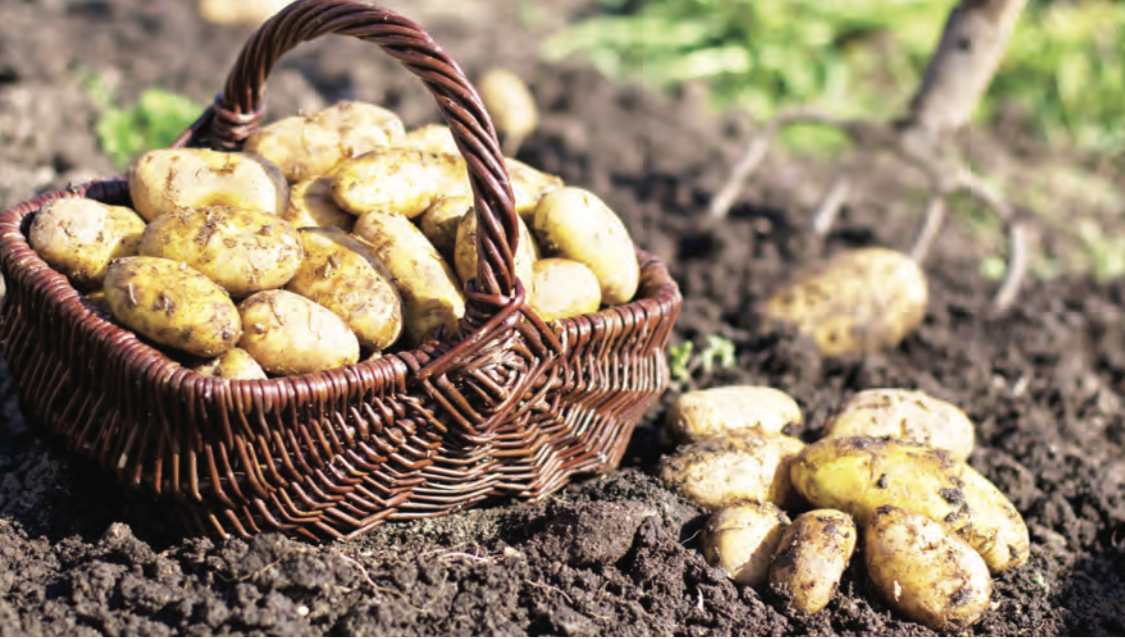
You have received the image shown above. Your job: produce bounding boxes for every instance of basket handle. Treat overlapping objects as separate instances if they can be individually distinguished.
[178,0,520,303]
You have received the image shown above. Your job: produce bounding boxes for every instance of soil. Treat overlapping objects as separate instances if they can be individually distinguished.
[2,0,1125,635]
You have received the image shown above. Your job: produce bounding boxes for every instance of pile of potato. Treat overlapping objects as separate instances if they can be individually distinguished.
[659,385,1029,631]
[29,100,641,380]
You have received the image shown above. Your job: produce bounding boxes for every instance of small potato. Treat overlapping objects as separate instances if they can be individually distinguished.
[454,205,538,290]
[506,157,564,217]
[104,257,241,358]
[331,149,463,219]
[824,388,974,463]
[532,187,639,306]
[238,290,359,376]
[762,248,927,357]
[768,509,857,615]
[419,195,473,260]
[128,149,288,222]
[666,386,802,443]
[528,258,601,323]
[139,207,303,298]
[659,429,806,510]
[286,229,403,351]
[199,0,287,25]
[865,506,992,631]
[283,177,356,232]
[955,463,1031,575]
[479,68,539,155]
[399,124,459,155]
[701,502,790,588]
[29,197,147,290]
[193,347,267,381]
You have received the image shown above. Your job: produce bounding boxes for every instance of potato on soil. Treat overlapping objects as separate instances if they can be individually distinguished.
[824,388,974,462]
[479,68,539,155]
[666,386,802,443]
[531,186,639,306]
[104,257,242,358]
[352,212,465,346]
[528,258,601,323]
[659,429,806,510]
[192,347,267,381]
[29,197,146,290]
[283,176,356,232]
[331,148,464,219]
[128,148,288,222]
[701,501,790,588]
[419,195,473,260]
[139,207,303,298]
[768,509,857,615]
[865,506,992,631]
[762,247,927,357]
[286,229,403,351]
[238,290,359,376]
[454,205,538,290]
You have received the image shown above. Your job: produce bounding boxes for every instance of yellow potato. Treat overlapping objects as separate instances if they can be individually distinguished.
[238,290,359,376]
[665,386,802,443]
[528,258,601,323]
[193,347,267,381]
[479,68,539,155]
[29,197,146,290]
[824,388,975,462]
[865,506,992,631]
[352,212,465,346]
[419,195,473,261]
[104,257,241,358]
[283,177,356,233]
[762,248,927,357]
[531,187,639,306]
[330,149,463,219]
[128,148,288,222]
[139,207,303,298]
[701,502,790,589]
[398,123,459,155]
[506,157,564,217]
[768,509,857,615]
[286,229,403,351]
[453,205,538,291]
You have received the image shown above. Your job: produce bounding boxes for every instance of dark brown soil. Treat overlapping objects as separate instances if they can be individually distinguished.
[2,0,1124,635]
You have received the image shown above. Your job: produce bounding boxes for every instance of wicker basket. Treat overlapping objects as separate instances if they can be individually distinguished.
[0,0,681,541]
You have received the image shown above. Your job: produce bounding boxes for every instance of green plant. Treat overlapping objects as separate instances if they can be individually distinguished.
[668,335,737,383]
[668,342,695,383]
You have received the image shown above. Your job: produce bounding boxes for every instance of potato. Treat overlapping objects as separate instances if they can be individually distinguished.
[193,347,267,381]
[789,436,1029,574]
[528,258,601,323]
[283,177,356,233]
[286,229,403,351]
[352,212,465,346]
[506,157,564,217]
[198,0,287,25]
[865,506,992,631]
[666,386,802,443]
[454,205,538,291]
[128,148,288,222]
[139,207,303,298]
[701,502,790,588]
[762,248,927,357]
[104,257,241,358]
[399,123,459,155]
[29,197,146,290]
[768,509,857,615]
[331,148,463,219]
[531,187,639,306]
[659,429,806,510]
[479,68,539,155]
[824,388,974,462]
[419,195,472,260]
[238,290,359,376]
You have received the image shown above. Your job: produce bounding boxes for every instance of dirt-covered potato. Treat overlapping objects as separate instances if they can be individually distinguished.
[528,258,601,323]
[104,257,241,358]
[139,207,303,298]
[128,149,288,222]
[352,212,465,346]
[824,388,975,462]
[701,502,790,588]
[238,290,359,376]
[762,248,927,357]
[531,187,639,306]
[454,205,538,290]
[286,229,403,352]
[865,506,992,631]
[790,436,1029,574]
[768,509,857,615]
[331,149,463,219]
[283,176,356,233]
[192,347,267,381]
[659,429,806,510]
[419,196,472,260]
[479,68,539,155]
[29,197,146,290]
[666,386,802,443]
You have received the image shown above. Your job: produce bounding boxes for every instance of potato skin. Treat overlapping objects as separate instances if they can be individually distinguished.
[238,290,359,376]
[768,509,857,615]
[506,157,564,217]
[283,177,356,232]
[29,197,146,290]
[419,195,472,260]
[701,502,790,588]
[865,506,992,631]
[104,257,242,358]
[454,205,538,291]
[528,258,601,323]
[479,68,539,154]
[193,347,267,381]
[666,386,802,443]
[139,207,303,298]
[824,388,974,462]
[398,123,460,155]
[331,149,458,218]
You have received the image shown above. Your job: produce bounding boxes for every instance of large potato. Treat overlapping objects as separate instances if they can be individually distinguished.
[29,197,146,290]
[331,149,462,219]
[528,258,601,323]
[139,207,303,298]
[762,248,927,357]
[453,205,538,290]
[665,386,802,443]
[531,187,639,306]
[193,347,267,381]
[865,506,992,631]
[128,149,288,222]
[824,388,975,462]
[104,257,241,358]
[701,502,790,589]
[238,290,359,376]
[286,229,403,352]
[352,212,465,346]
[419,195,473,260]
[283,177,356,233]
[768,509,857,615]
